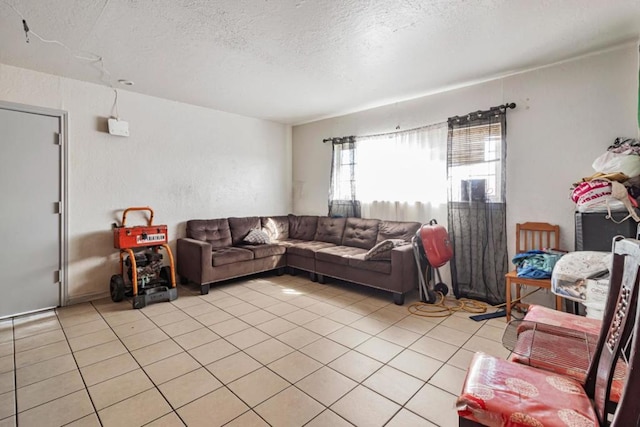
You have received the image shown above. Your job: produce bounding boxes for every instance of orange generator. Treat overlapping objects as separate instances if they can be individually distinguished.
[110,207,177,309]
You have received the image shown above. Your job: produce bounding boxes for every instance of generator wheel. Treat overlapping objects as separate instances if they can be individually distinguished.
[110,275,126,302]
[434,282,449,296]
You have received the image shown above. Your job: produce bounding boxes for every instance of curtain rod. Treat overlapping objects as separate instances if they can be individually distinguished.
[448,102,516,122]
[322,120,446,143]
[322,102,516,143]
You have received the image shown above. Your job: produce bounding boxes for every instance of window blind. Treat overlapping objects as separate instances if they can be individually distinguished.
[448,123,502,167]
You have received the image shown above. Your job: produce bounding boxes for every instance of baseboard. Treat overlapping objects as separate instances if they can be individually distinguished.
[64,291,110,306]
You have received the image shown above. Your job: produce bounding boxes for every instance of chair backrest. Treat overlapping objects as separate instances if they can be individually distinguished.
[613,284,640,426]
[516,222,560,253]
[584,237,625,400]
[592,238,640,426]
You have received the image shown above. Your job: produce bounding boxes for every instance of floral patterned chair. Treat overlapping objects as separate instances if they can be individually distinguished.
[457,237,640,427]
[506,236,626,410]
[521,304,601,336]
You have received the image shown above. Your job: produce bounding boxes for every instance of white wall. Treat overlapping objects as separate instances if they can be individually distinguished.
[0,63,292,303]
[292,44,638,306]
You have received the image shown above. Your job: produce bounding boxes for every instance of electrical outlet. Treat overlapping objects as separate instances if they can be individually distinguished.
[108,118,130,137]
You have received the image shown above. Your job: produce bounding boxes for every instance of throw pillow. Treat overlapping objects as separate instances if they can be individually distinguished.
[364,239,407,261]
[243,228,271,245]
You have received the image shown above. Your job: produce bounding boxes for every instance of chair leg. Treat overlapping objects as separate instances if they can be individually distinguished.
[555,294,563,312]
[505,277,512,322]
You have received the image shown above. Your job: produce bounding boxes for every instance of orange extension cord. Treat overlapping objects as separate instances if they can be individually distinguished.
[408,287,542,318]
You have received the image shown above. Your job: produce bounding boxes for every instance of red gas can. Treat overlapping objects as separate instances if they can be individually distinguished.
[419,220,453,268]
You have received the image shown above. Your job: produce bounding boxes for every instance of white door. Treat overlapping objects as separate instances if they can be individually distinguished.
[0,106,62,317]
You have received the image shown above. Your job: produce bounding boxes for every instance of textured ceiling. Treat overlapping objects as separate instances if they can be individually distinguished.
[0,0,639,124]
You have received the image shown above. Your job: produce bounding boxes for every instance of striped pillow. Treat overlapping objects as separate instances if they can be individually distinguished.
[364,239,407,261]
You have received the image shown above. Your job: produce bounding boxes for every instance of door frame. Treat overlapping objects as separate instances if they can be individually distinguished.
[0,101,69,310]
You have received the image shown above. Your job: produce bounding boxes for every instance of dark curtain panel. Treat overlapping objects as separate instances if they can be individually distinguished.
[328,136,361,218]
[447,109,509,305]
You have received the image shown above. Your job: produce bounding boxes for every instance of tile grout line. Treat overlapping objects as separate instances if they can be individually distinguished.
[52,308,104,427]
[14,274,501,427]
[158,286,281,426]
[57,301,178,425]
[93,297,193,427]
[139,288,239,426]
[154,287,277,427]
[202,280,453,425]
[7,314,94,424]
[205,278,452,424]
[149,282,351,424]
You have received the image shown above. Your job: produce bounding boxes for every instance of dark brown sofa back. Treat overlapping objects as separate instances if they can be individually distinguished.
[229,217,261,246]
[261,216,289,240]
[187,219,232,248]
[342,218,380,249]
[314,217,347,245]
[377,220,422,243]
[288,215,318,240]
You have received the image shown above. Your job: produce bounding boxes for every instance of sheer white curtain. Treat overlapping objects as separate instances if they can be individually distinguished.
[356,123,448,224]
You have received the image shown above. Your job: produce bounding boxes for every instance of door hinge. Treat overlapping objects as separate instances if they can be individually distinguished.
[54,270,61,284]
[54,201,62,214]
[54,133,61,145]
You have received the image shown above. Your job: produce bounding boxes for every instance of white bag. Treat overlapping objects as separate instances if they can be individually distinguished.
[571,180,625,213]
[592,151,640,176]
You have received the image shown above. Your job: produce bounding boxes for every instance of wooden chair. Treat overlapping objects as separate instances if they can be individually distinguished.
[505,222,562,321]
[458,237,640,427]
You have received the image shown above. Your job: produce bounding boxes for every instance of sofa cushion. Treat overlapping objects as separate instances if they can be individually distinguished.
[365,239,408,261]
[349,254,392,274]
[211,247,254,267]
[377,220,422,243]
[341,218,380,249]
[261,215,289,240]
[274,238,307,248]
[243,229,271,245]
[314,217,347,245]
[287,241,335,258]
[239,244,286,259]
[187,219,232,248]
[315,246,367,266]
[229,217,261,246]
[288,215,318,240]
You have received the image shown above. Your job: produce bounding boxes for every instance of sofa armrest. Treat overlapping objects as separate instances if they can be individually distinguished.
[177,238,212,285]
[390,244,418,293]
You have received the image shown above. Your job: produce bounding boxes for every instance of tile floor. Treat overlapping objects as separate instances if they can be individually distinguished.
[0,273,510,427]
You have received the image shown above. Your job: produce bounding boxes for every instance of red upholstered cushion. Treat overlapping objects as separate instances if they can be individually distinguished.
[457,352,597,427]
[524,305,601,336]
[510,328,596,382]
[510,337,626,404]
[513,307,627,403]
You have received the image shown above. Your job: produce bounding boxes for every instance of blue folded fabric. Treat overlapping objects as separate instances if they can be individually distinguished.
[517,265,552,279]
[512,250,563,279]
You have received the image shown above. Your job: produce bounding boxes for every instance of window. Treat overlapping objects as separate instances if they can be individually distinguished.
[355,125,447,205]
[446,108,509,305]
[447,122,504,203]
[327,123,447,220]
[328,138,360,218]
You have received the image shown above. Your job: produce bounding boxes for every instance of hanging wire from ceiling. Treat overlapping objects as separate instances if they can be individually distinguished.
[1,0,121,116]
[112,87,120,119]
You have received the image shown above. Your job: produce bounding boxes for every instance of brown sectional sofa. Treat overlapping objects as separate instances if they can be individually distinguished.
[177,214,421,304]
